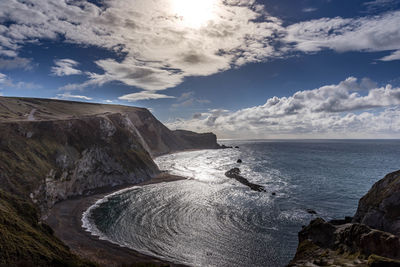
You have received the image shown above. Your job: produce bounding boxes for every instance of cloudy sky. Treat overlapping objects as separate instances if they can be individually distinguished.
[0,0,400,138]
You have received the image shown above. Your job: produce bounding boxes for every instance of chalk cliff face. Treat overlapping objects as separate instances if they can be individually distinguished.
[0,96,221,266]
[289,170,400,267]
[124,109,220,156]
[0,97,220,212]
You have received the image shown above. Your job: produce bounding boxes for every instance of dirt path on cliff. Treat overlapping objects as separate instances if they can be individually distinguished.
[46,174,187,267]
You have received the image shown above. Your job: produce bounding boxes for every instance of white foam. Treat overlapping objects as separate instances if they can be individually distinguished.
[81,186,140,240]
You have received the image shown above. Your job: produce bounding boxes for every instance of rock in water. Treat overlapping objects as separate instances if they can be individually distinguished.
[225,168,266,192]
[306,209,317,215]
[237,159,242,163]
[226,167,241,176]
[219,144,233,149]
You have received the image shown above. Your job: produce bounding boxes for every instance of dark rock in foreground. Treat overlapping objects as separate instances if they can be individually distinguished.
[288,218,400,266]
[225,168,266,192]
[353,170,400,236]
[289,170,400,267]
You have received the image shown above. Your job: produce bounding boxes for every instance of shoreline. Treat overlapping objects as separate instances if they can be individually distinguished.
[46,173,187,267]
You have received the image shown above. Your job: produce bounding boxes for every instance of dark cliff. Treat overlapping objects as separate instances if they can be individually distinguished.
[353,170,400,236]
[289,170,400,267]
[173,129,220,150]
[0,97,221,208]
[0,114,159,212]
[0,96,221,266]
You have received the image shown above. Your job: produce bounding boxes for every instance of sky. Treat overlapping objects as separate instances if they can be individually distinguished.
[0,0,400,139]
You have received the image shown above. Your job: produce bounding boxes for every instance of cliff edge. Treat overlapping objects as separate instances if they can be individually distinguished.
[0,96,221,266]
[288,170,400,267]
[0,97,220,210]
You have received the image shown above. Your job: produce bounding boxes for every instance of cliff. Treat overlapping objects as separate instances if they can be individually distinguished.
[0,96,221,266]
[0,97,220,209]
[353,170,400,236]
[172,129,220,151]
[0,97,220,157]
[0,113,159,212]
[289,170,400,267]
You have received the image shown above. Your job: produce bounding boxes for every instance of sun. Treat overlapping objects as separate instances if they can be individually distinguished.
[170,0,217,28]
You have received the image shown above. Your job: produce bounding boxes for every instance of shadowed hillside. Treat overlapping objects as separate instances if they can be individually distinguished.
[0,96,220,266]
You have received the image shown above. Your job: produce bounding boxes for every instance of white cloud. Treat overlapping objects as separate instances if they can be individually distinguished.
[1,0,400,98]
[56,92,92,100]
[0,57,31,70]
[380,50,400,61]
[118,91,175,101]
[285,10,400,61]
[0,72,41,89]
[166,77,400,138]
[0,0,284,93]
[51,59,82,76]
[302,7,317,13]
[13,81,42,89]
[171,91,211,108]
[0,72,8,96]
[364,0,394,6]
[0,72,8,84]
[363,0,397,11]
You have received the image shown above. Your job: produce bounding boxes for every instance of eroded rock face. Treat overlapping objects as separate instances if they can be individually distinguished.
[289,170,400,267]
[0,114,160,212]
[289,218,400,266]
[353,170,400,235]
[0,98,221,213]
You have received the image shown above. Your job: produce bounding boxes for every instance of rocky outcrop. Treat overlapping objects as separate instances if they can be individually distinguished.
[289,170,400,267]
[225,168,266,192]
[172,130,220,151]
[353,170,400,236]
[289,218,400,266]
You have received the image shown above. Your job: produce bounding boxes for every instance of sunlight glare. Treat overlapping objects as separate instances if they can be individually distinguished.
[170,0,217,28]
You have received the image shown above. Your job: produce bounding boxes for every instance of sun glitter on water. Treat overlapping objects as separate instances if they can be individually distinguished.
[170,0,217,28]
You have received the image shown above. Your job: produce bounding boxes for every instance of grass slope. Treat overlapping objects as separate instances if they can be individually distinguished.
[0,190,95,266]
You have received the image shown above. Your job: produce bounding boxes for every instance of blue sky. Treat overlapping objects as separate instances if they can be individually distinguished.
[1,0,400,138]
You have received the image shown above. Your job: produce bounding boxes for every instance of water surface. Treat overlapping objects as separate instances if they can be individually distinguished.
[83,140,400,266]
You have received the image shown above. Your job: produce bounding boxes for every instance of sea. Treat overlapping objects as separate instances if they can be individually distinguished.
[82,140,400,267]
